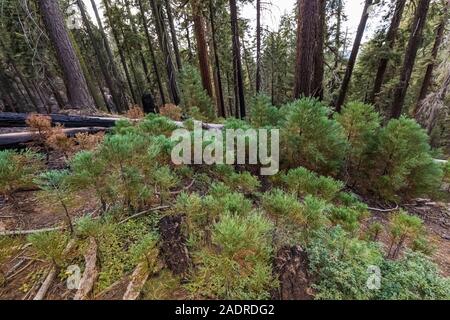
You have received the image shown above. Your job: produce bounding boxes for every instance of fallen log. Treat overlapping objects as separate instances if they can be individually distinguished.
[0,112,122,128]
[32,239,76,300]
[0,127,108,148]
[0,226,62,236]
[33,265,57,300]
[73,237,98,300]
[122,262,149,300]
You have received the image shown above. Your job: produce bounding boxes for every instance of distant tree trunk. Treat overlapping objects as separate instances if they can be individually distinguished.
[294,0,319,98]
[72,29,109,111]
[185,13,194,62]
[150,0,180,105]
[37,0,94,110]
[390,0,431,119]
[256,0,262,93]
[209,0,225,117]
[335,0,373,112]
[123,0,153,93]
[164,0,182,71]
[312,0,325,100]
[329,0,344,96]
[415,3,448,112]
[229,0,246,119]
[0,41,41,112]
[77,0,128,113]
[137,0,166,105]
[103,0,138,105]
[90,0,125,91]
[368,0,406,104]
[192,2,214,98]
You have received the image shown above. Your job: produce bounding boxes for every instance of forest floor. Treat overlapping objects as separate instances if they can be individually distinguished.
[1,149,450,299]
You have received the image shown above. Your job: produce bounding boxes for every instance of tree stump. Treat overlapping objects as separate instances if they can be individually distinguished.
[158,215,191,275]
[273,245,312,300]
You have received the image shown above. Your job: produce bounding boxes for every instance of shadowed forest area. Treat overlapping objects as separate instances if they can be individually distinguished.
[1,0,450,301]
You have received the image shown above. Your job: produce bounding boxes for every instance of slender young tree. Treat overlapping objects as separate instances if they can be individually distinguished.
[256,0,262,93]
[150,0,180,105]
[368,0,407,104]
[229,0,246,118]
[89,0,129,104]
[209,0,225,117]
[415,2,449,111]
[137,0,166,105]
[37,0,94,110]
[390,0,431,119]
[164,0,182,71]
[335,0,373,112]
[76,0,127,113]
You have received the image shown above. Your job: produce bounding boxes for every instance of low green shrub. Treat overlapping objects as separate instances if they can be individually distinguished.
[308,227,383,300]
[282,167,344,201]
[377,251,450,300]
[0,149,43,198]
[186,212,276,299]
[365,117,443,201]
[279,98,348,175]
[387,211,424,259]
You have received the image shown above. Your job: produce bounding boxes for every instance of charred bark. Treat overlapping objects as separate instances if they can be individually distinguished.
[158,215,191,275]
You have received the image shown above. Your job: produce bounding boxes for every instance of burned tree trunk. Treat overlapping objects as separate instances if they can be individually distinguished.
[158,215,191,275]
[273,246,312,300]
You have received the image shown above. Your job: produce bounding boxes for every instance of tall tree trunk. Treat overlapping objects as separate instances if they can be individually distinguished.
[209,0,225,117]
[186,14,194,62]
[335,0,373,112]
[103,0,138,105]
[229,0,246,118]
[37,0,94,110]
[368,0,407,104]
[124,0,153,92]
[74,32,109,111]
[192,2,214,98]
[137,0,166,105]
[256,0,262,93]
[90,0,129,106]
[164,0,182,71]
[414,2,448,112]
[294,0,319,98]
[390,0,431,119]
[312,0,325,100]
[150,0,180,105]
[77,0,128,113]
[329,0,343,96]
